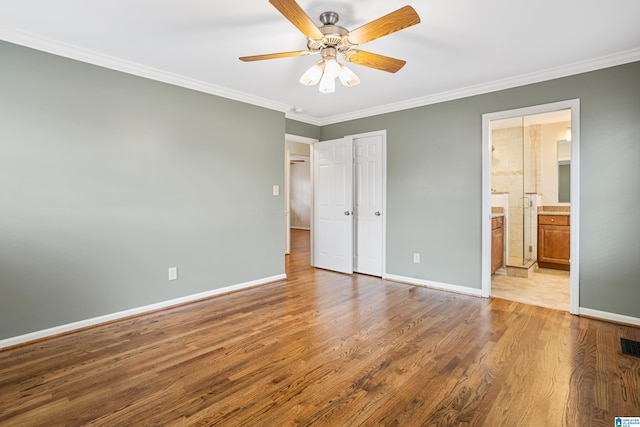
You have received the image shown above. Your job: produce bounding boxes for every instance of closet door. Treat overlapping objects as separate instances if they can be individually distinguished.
[313,137,353,274]
[353,133,384,276]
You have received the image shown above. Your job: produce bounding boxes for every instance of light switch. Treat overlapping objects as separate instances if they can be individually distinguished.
[272,185,280,196]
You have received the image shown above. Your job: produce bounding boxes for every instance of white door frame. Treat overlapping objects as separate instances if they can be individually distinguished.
[285,148,291,254]
[285,134,317,256]
[481,99,580,314]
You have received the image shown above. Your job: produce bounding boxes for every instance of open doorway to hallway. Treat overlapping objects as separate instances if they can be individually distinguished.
[285,134,315,256]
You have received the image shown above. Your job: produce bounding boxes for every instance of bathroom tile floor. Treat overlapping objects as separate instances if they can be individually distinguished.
[491,268,570,312]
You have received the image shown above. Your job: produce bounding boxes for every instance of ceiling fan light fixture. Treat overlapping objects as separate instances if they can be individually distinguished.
[318,71,336,93]
[338,64,360,87]
[299,61,324,86]
[323,57,341,79]
[300,54,357,93]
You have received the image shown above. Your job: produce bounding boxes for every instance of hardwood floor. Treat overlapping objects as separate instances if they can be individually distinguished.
[1,229,639,426]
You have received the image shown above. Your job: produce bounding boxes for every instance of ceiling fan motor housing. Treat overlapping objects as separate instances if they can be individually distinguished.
[307,13,351,55]
[319,11,339,26]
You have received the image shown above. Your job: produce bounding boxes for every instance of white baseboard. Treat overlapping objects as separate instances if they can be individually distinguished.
[290,226,310,230]
[0,274,286,350]
[384,274,483,297]
[579,307,640,327]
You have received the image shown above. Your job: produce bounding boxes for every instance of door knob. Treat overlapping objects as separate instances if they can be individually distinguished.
[344,211,351,216]
[374,211,381,216]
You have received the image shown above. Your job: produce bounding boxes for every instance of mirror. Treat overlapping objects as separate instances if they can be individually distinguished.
[557,139,571,203]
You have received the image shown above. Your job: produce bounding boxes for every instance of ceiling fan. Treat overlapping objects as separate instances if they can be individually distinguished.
[240,0,421,93]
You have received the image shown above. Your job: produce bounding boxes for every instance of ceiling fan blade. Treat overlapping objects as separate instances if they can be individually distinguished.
[239,51,310,61]
[269,0,324,40]
[346,6,420,46]
[345,50,407,73]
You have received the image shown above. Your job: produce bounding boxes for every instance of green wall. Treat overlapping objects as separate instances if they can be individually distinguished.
[0,41,286,339]
[285,119,320,140]
[2,38,638,341]
[321,61,640,318]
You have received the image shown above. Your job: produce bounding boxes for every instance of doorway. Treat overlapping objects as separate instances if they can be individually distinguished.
[285,134,316,256]
[482,100,580,314]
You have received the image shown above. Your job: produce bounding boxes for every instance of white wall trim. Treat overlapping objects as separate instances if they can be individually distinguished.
[385,274,483,297]
[285,134,318,145]
[0,26,292,115]
[3,25,638,127]
[0,274,286,350]
[315,49,640,126]
[285,148,292,255]
[579,308,640,327]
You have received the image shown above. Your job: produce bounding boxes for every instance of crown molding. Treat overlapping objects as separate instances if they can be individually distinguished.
[2,26,639,128]
[317,48,640,126]
[0,26,293,115]
[284,111,323,126]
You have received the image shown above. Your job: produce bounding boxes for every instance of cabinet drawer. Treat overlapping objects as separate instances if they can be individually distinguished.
[538,215,569,226]
[491,216,503,230]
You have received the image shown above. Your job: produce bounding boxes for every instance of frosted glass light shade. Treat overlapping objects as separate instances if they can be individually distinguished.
[299,62,323,86]
[318,72,335,93]
[323,58,340,79]
[338,64,360,87]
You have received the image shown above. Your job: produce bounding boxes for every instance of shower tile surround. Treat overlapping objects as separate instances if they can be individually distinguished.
[491,125,541,266]
[492,121,571,277]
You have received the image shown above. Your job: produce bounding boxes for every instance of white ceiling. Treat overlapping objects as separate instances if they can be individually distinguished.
[1,0,639,125]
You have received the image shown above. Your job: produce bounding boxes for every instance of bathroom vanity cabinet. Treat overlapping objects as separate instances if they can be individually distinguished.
[491,216,504,275]
[537,215,570,270]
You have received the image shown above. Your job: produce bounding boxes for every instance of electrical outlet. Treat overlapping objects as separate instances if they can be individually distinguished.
[413,253,420,263]
[168,267,178,281]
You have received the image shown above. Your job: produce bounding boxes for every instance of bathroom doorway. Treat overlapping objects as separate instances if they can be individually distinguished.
[481,100,580,314]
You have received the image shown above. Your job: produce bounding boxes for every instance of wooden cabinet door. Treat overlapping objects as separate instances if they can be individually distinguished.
[491,225,504,274]
[538,225,570,267]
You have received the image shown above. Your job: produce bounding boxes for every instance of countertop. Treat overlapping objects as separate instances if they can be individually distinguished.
[538,211,570,216]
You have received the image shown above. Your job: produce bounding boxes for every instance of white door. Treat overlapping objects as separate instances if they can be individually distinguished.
[353,134,384,276]
[313,138,353,274]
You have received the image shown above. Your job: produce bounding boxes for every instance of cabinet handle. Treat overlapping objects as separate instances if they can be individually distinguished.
[550,218,555,222]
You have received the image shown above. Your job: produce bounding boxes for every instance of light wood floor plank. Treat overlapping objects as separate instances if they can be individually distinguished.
[1,229,639,426]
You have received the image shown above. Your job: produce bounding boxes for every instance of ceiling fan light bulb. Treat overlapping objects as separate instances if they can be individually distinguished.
[299,62,323,86]
[318,73,335,94]
[338,65,360,87]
